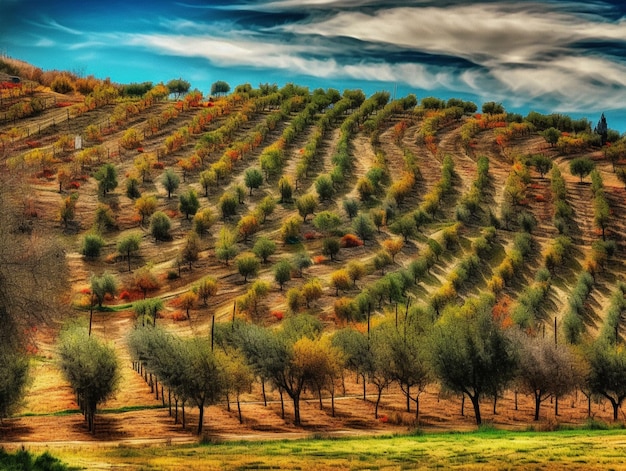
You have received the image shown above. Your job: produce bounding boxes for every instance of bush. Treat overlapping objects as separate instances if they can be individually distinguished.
[340,233,364,248]
[150,211,172,241]
[81,233,105,258]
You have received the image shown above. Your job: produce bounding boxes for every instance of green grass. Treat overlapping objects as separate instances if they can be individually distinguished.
[38,428,626,471]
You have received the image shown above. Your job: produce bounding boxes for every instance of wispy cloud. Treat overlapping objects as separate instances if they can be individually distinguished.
[8,0,626,115]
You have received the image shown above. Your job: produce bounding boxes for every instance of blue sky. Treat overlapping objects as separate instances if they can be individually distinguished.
[3,0,626,130]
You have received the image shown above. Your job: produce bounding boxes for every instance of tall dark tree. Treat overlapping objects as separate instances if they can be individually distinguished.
[595,113,608,146]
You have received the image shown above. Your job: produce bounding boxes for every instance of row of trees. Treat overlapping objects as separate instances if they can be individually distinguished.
[127,294,626,433]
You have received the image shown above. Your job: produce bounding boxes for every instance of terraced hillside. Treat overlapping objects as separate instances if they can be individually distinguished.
[1,77,625,442]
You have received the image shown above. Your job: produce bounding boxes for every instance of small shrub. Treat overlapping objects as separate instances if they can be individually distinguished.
[312,255,326,264]
[340,233,364,248]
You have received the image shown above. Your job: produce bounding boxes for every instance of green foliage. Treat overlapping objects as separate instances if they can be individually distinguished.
[430,300,517,425]
[166,78,191,98]
[586,339,626,420]
[254,195,276,224]
[252,236,276,263]
[482,101,505,114]
[244,167,264,195]
[296,194,318,222]
[90,271,118,308]
[342,198,359,220]
[193,207,216,237]
[210,80,230,96]
[322,237,341,261]
[161,168,180,199]
[0,351,29,420]
[179,188,200,219]
[0,449,71,471]
[569,157,595,183]
[94,163,118,197]
[312,210,342,235]
[236,254,260,282]
[352,213,375,241]
[219,192,239,220]
[215,227,238,265]
[273,259,292,290]
[58,324,120,432]
[278,176,293,203]
[125,176,141,199]
[315,174,335,201]
[150,211,172,241]
[81,233,105,258]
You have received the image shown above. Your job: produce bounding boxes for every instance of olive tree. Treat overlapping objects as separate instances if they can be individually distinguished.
[161,168,180,199]
[94,163,118,197]
[117,232,142,271]
[513,332,579,421]
[430,300,518,425]
[586,339,626,421]
[570,157,595,183]
[58,325,120,433]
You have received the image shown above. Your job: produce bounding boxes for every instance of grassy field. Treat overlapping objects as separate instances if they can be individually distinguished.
[22,427,626,470]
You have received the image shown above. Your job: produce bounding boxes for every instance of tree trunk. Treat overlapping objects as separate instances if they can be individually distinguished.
[469,393,482,425]
[493,394,498,415]
[375,387,382,419]
[318,386,323,410]
[226,392,231,412]
[406,384,411,413]
[415,395,420,425]
[155,377,159,400]
[262,379,267,407]
[555,396,559,416]
[609,397,619,421]
[534,393,541,421]
[461,395,465,416]
[293,394,301,425]
[182,401,186,429]
[362,374,367,400]
[237,395,243,424]
[174,397,178,423]
[197,403,204,435]
[331,388,335,418]
[280,388,285,419]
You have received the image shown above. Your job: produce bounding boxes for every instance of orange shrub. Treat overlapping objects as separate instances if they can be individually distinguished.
[171,311,187,322]
[312,255,326,264]
[340,234,364,248]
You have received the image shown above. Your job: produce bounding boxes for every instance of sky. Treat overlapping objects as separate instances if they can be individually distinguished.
[2,0,626,130]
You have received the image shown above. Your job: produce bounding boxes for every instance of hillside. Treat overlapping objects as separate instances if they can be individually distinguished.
[1,68,626,443]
